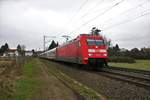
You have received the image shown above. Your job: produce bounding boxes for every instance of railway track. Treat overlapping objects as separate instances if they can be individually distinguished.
[99,67,150,88]
[107,66,150,75]
[42,59,150,89]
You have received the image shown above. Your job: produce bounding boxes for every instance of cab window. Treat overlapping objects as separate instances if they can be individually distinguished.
[87,39,104,46]
[87,39,95,45]
[95,40,104,46]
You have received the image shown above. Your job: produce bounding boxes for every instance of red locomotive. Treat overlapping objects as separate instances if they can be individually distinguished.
[40,32,108,68]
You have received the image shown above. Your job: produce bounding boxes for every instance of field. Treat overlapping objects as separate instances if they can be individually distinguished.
[0,57,22,100]
[108,60,150,71]
[1,57,150,100]
[0,58,103,100]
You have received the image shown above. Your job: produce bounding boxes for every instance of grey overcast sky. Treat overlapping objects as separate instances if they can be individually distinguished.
[0,0,150,50]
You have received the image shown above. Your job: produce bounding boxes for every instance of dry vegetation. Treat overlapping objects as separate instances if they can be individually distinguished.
[0,57,23,99]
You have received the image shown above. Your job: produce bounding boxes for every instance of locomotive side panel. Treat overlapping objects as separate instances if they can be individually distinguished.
[56,40,82,64]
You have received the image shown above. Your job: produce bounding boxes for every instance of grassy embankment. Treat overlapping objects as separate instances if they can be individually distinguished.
[10,58,43,100]
[2,58,105,100]
[0,58,18,100]
[0,58,42,100]
[42,59,105,100]
[109,60,150,71]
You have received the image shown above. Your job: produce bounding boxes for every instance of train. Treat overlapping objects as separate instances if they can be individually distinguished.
[40,33,108,69]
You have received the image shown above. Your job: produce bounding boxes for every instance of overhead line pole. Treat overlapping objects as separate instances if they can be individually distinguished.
[43,35,46,51]
[43,35,56,51]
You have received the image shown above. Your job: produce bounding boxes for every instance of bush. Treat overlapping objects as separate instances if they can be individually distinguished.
[109,56,135,63]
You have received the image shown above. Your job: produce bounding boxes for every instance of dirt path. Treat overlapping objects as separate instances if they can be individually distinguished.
[33,59,80,100]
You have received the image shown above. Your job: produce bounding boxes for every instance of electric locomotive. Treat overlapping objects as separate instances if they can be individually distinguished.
[40,28,108,68]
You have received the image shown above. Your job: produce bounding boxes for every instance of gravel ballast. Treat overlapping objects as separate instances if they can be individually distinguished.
[43,60,150,100]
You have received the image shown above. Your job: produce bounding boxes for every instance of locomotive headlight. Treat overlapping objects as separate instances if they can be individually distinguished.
[84,58,88,60]
[99,49,107,53]
[88,54,93,56]
[103,54,107,56]
[88,49,95,53]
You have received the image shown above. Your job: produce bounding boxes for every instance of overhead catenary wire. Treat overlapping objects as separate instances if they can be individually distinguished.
[81,0,105,18]
[69,0,123,26]
[65,0,89,26]
[70,0,106,26]
[67,0,107,33]
[104,9,150,30]
[71,0,125,33]
[102,0,150,28]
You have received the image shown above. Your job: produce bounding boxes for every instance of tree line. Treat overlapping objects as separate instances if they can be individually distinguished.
[47,41,150,60]
[0,43,26,56]
[47,40,58,50]
[108,44,150,59]
[0,43,9,56]
[1,42,149,60]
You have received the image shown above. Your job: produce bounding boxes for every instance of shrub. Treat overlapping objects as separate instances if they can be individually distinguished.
[108,56,135,63]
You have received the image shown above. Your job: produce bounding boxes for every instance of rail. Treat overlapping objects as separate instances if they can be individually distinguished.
[98,67,150,88]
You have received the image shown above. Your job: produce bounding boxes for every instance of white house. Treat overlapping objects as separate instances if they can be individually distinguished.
[2,49,33,57]
[3,49,18,57]
[25,51,33,56]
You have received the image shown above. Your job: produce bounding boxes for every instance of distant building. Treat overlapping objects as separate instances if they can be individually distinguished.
[120,48,128,52]
[2,49,33,57]
[141,48,150,53]
[3,49,18,57]
[25,51,33,56]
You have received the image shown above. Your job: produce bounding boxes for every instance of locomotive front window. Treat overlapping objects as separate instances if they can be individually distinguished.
[87,39,104,46]
[95,40,104,46]
[87,39,95,45]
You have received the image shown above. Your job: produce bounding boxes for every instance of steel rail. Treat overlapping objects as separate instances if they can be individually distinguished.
[98,68,150,88]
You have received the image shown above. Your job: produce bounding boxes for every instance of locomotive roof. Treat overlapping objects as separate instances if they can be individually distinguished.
[79,34,102,37]
[57,34,103,47]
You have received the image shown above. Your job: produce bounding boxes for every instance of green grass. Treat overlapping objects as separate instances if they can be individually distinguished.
[23,62,34,77]
[109,60,150,71]
[11,59,41,100]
